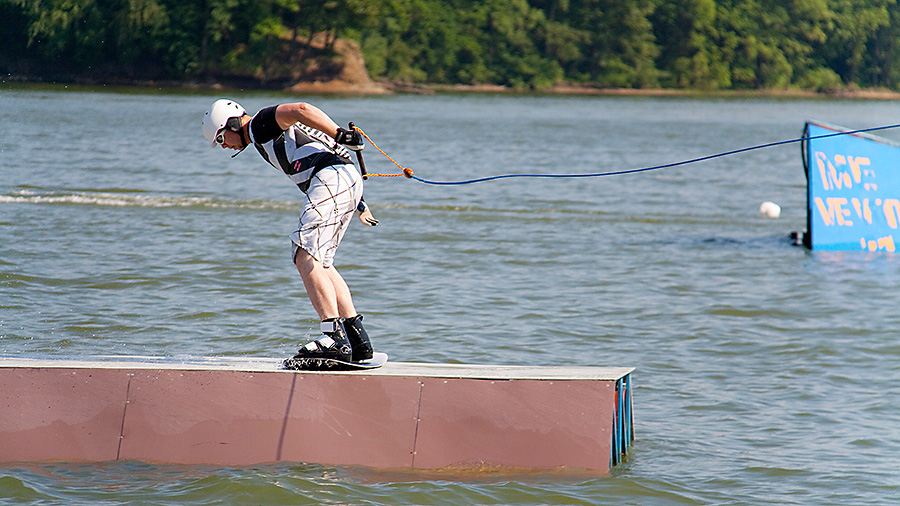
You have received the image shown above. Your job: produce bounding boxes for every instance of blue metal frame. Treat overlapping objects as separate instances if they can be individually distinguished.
[610,373,633,467]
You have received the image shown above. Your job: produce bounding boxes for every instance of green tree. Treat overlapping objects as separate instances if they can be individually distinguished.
[11,0,172,77]
[653,0,729,88]
[538,0,661,88]
[862,0,900,88]
[823,0,891,84]
[4,0,900,91]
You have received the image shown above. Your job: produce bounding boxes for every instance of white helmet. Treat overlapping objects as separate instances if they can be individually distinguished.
[202,99,246,147]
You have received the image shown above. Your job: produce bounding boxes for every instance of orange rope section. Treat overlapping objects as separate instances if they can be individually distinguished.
[352,126,415,179]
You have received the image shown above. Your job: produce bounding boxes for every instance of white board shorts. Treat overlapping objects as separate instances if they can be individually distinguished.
[290,163,363,268]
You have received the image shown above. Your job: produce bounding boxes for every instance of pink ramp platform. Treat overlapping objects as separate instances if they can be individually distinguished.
[0,356,634,472]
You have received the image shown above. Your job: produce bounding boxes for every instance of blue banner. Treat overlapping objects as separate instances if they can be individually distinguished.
[806,121,900,252]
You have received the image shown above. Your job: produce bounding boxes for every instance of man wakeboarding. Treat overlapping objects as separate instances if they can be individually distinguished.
[202,99,382,370]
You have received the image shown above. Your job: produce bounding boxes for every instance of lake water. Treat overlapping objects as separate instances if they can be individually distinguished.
[2,86,899,505]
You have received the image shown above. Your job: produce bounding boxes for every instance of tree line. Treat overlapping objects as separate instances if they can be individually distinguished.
[2,0,899,91]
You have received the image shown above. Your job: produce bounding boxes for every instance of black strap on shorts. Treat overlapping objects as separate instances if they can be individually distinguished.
[293,152,351,193]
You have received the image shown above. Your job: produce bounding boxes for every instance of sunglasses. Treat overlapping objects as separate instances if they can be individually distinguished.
[215,116,245,145]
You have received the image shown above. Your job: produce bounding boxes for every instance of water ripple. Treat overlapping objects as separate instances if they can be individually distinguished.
[4,89,900,505]
[1,189,302,212]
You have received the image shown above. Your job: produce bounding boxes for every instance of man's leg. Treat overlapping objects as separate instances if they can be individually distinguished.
[284,164,368,368]
[323,263,372,361]
[284,249,353,369]
[294,248,372,363]
[294,249,357,319]
[294,248,338,320]
[325,265,358,318]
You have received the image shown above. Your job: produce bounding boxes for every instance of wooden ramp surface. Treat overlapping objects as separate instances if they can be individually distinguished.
[0,356,634,472]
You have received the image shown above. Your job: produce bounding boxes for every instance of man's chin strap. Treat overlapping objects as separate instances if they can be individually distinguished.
[231,121,251,158]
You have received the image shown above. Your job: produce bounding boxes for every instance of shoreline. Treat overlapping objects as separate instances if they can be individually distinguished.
[4,76,900,100]
[416,82,900,100]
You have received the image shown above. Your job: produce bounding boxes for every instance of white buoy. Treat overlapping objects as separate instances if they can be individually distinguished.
[759,201,781,218]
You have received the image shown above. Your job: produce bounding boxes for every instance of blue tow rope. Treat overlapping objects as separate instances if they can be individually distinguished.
[406,123,900,186]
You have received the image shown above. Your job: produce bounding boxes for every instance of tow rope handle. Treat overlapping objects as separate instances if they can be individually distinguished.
[349,123,415,179]
[348,122,368,180]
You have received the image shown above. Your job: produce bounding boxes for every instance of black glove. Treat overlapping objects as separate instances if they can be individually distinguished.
[335,127,364,151]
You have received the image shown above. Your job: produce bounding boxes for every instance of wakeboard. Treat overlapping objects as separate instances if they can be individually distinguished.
[283,352,388,371]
